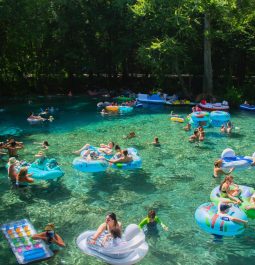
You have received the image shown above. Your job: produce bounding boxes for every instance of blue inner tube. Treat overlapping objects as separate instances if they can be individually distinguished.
[195,202,247,236]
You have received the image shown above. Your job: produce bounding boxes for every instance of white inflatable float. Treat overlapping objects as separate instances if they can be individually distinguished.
[76,224,148,265]
[221,148,255,170]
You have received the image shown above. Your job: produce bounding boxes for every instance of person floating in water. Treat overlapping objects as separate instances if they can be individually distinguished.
[33,141,50,150]
[124,132,136,139]
[184,123,191,131]
[139,210,168,236]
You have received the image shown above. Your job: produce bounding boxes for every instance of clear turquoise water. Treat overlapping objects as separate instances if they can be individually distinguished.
[1,96,255,265]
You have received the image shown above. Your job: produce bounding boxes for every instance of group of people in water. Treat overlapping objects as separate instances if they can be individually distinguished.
[211,156,255,227]
[27,107,55,123]
[89,210,168,248]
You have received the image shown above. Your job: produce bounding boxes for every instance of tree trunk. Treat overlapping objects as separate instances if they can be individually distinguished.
[203,13,213,95]
[175,56,189,97]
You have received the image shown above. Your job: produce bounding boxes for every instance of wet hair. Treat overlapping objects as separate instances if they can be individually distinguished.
[148,210,156,219]
[110,227,121,239]
[107,212,117,226]
[154,137,159,143]
[115,145,121,151]
[194,129,199,135]
[43,141,49,146]
[123,150,128,156]
[18,167,28,178]
[220,204,231,212]
[10,141,17,147]
[214,159,222,168]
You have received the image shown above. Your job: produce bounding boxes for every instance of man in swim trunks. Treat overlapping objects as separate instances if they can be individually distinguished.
[5,139,23,158]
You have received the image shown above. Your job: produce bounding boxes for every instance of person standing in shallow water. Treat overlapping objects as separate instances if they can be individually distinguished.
[139,210,168,236]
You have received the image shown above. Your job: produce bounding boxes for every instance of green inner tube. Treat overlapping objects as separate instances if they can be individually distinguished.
[240,201,255,219]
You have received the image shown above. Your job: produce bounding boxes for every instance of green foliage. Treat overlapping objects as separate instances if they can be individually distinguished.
[224,86,243,106]
[0,0,254,98]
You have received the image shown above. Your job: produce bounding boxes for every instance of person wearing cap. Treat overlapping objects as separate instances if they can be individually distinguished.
[217,201,248,225]
[32,223,65,253]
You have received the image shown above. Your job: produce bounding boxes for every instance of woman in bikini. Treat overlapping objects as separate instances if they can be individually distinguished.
[219,176,242,204]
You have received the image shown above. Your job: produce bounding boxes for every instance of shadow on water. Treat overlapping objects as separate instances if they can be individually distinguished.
[85,169,156,203]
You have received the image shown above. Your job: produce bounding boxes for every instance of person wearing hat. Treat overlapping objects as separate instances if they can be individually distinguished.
[217,201,248,225]
[32,223,65,253]
[7,157,20,184]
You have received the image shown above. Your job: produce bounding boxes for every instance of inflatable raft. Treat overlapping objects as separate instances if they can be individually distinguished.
[1,219,53,264]
[199,102,229,111]
[210,111,230,127]
[29,158,64,180]
[210,185,254,205]
[76,224,148,265]
[240,104,255,111]
[195,202,247,236]
[189,111,210,128]
[221,148,255,171]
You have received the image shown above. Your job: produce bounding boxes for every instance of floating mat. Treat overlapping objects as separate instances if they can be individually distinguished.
[1,219,53,264]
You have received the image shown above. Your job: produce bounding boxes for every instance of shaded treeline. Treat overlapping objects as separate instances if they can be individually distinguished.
[0,0,254,101]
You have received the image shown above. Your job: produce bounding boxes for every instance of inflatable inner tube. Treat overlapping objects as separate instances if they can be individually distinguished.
[195,202,247,236]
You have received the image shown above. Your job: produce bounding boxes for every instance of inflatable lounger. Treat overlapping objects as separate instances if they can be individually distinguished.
[1,219,53,264]
[76,224,148,265]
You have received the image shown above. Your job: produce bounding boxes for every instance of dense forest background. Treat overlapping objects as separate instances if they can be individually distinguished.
[0,0,255,102]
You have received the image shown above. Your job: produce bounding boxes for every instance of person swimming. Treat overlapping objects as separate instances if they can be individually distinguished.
[152,137,160,146]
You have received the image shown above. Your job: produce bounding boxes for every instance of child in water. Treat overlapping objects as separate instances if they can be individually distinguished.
[152,137,160,146]
[139,210,168,235]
